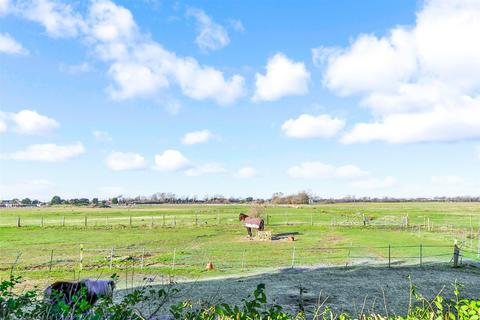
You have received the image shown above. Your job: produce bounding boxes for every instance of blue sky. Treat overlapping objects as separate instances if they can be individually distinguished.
[1,0,480,200]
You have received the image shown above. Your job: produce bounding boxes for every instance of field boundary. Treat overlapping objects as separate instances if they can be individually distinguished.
[2,243,479,279]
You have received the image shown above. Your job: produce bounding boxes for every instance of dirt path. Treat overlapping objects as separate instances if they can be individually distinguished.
[117,263,480,316]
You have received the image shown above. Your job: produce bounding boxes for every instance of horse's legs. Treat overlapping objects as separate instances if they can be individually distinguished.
[247,227,252,237]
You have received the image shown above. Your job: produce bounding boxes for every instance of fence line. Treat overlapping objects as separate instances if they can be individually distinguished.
[2,243,478,276]
[2,213,480,231]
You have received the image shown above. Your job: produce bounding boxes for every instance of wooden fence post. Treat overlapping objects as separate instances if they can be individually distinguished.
[174,216,176,226]
[388,245,391,268]
[163,214,165,227]
[266,214,269,226]
[453,241,460,267]
[17,216,21,228]
[195,212,198,226]
[141,248,145,270]
[129,216,132,227]
[84,216,87,227]
[62,216,65,227]
[109,247,114,270]
[151,216,154,228]
[41,216,44,227]
[79,244,84,271]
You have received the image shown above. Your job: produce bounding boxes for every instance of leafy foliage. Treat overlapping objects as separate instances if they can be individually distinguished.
[0,275,479,319]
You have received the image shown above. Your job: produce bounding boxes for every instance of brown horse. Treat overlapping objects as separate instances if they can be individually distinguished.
[239,213,264,237]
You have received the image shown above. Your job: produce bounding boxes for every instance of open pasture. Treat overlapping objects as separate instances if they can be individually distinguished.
[1,202,480,287]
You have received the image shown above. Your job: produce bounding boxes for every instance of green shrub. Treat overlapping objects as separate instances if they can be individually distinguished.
[0,275,479,319]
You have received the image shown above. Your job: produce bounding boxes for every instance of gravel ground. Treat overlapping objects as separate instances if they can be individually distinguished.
[117,263,480,317]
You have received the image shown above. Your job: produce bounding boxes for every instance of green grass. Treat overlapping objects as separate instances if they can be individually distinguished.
[1,202,479,286]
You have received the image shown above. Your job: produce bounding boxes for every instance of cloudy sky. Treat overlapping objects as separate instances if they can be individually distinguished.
[1,0,480,200]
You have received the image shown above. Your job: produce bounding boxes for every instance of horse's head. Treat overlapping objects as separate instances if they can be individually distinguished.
[239,213,248,221]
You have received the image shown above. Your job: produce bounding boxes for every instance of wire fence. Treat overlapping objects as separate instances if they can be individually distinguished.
[3,212,480,252]
[2,243,479,280]
[2,211,480,230]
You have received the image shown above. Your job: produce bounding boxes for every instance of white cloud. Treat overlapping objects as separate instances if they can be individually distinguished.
[92,130,112,142]
[181,129,213,145]
[0,0,10,15]
[282,114,345,139]
[350,176,397,189]
[10,109,59,135]
[341,101,480,144]
[253,53,310,101]
[228,19,245,33]
[9,0,245,105]
[234,167,257,179]
[185,163,226,176]
[153,149,191,172]
[0,112,7,133]
[105,151,146,171]
[287,162,368,179]
[318,28,416,96]
[89,1,244,104]
[0,33,28,55]
[1,142,85,162]
[18,0,86,38]
[186,7,229,51]
[317,0,480,144]
[431,175,464,185]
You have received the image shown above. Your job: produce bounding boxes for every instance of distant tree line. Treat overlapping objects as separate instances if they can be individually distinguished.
[48,196,112,207]
[2,193,480,208]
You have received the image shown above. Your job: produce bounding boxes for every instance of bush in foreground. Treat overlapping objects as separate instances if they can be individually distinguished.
[0,275,479,319]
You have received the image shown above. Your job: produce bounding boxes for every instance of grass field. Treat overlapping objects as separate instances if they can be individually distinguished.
[1,202,480,287]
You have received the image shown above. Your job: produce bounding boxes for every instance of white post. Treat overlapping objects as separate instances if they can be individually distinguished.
[79,244,84,271]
